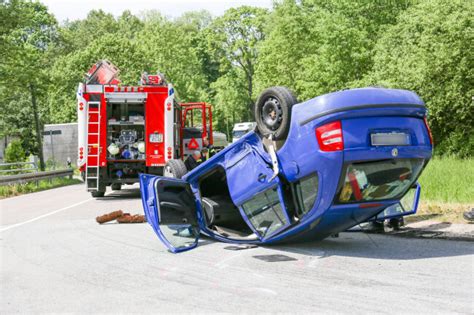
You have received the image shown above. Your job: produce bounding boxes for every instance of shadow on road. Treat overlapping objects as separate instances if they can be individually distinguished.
[265,233,474,261]
[96,188,142,200]
[89,190,473,261]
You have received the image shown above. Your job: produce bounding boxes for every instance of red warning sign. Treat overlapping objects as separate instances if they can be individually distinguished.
[188,137,199,150]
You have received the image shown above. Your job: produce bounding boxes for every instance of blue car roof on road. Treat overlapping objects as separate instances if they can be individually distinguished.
[293,87,425,126]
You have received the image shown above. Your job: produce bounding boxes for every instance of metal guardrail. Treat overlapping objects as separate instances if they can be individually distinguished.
[0,162,38,174]
[0,169,73,186]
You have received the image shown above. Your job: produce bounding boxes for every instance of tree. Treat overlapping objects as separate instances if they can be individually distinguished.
[208,6,268,119]
[0,0,58,170]
[254,0,314,95]
[211,67,249,138]
[57,10,119,55]
[255,0,411,99]
[176,11,220,92]
[362,0,474,157]
[138,12,210,102]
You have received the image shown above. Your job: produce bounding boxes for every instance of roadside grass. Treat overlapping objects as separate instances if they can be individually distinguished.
[412,156,474,223]
[0,177,82,199]
[418,156,473,203]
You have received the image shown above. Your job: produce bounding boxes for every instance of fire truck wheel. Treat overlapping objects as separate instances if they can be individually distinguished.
[111,183,122,191]
[164,159,187,179]
[91,190,105,198]
[254,86,297,141]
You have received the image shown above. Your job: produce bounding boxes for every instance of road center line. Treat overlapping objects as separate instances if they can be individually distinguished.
[0,198,93,232]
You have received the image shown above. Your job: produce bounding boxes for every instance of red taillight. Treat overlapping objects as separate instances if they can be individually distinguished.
[423,117,434,145]
[316,121,344,152]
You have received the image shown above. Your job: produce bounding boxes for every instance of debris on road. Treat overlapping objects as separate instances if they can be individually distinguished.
[96,210,124,224]
[96,210,146,224]
[117,213,146,224]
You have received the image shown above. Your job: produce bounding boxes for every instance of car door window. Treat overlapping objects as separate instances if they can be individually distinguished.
[241,186,289,238]
[293,173,319,217]
[140,174,200,253]
[155,181,200,251]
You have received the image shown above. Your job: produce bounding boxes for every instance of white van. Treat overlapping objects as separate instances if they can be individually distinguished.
[232,122,257,143]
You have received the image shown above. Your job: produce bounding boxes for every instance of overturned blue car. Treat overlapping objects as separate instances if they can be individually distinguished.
[140,86,433,253]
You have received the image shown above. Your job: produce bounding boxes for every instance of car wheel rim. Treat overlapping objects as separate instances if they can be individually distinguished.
[261,97,282,131]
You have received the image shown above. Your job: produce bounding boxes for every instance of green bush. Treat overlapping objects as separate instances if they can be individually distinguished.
[4,139,26,163]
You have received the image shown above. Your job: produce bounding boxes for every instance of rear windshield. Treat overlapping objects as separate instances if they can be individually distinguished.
[337,159,424,203]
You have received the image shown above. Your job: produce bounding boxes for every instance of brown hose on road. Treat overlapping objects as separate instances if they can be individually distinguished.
[96,210,146,224]
[96,210,124,224]
[117,213,146,223]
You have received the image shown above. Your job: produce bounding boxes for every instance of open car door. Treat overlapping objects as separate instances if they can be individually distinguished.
[374,183,421,221]
[140,174,200,253]
[224,140,292,240]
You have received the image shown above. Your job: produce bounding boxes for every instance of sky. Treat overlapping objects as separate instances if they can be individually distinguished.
[40,0,274,22]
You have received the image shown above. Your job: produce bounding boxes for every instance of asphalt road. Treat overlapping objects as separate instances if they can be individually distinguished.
[1,184,473,314]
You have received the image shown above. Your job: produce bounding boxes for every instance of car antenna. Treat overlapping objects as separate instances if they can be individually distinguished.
[351,216,379,248]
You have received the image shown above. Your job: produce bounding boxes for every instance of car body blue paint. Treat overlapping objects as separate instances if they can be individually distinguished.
[140,88,433,252]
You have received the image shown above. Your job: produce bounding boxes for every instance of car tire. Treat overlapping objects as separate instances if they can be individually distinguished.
[111,183,122,191]
[91,190,105,198]
[254,86,298,141]
[163,159,187,179]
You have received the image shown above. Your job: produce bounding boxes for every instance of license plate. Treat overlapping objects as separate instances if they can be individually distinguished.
[371,132,410,146]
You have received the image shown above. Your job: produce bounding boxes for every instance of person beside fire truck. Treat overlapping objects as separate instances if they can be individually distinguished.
[201,136,216,161]
[185,150,202,171]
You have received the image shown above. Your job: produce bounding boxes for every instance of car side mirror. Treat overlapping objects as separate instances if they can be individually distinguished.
[376,183,420,220]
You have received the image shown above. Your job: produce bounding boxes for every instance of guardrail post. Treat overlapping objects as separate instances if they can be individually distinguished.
[34,161,39,187]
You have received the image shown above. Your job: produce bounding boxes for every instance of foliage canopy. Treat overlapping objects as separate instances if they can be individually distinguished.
[0,0,471,157]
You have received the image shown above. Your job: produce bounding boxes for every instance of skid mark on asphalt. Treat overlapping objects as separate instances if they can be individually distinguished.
[0,198,93,232]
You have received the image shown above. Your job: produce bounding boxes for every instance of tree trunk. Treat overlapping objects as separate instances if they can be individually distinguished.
[30,84,45,171]
[228,115,232,141]
[232,110,236,127]
[247,67,254,121]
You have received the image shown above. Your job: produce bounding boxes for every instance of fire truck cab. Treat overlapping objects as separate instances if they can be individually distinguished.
[77,60,213,197]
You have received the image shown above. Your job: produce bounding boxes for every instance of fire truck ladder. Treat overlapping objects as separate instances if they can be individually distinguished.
[86,101,101,192]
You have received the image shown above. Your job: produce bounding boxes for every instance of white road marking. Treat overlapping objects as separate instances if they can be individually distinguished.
[0,198,93,232]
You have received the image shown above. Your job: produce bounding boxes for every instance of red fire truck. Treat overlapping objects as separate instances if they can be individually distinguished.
[77,60,214,197]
